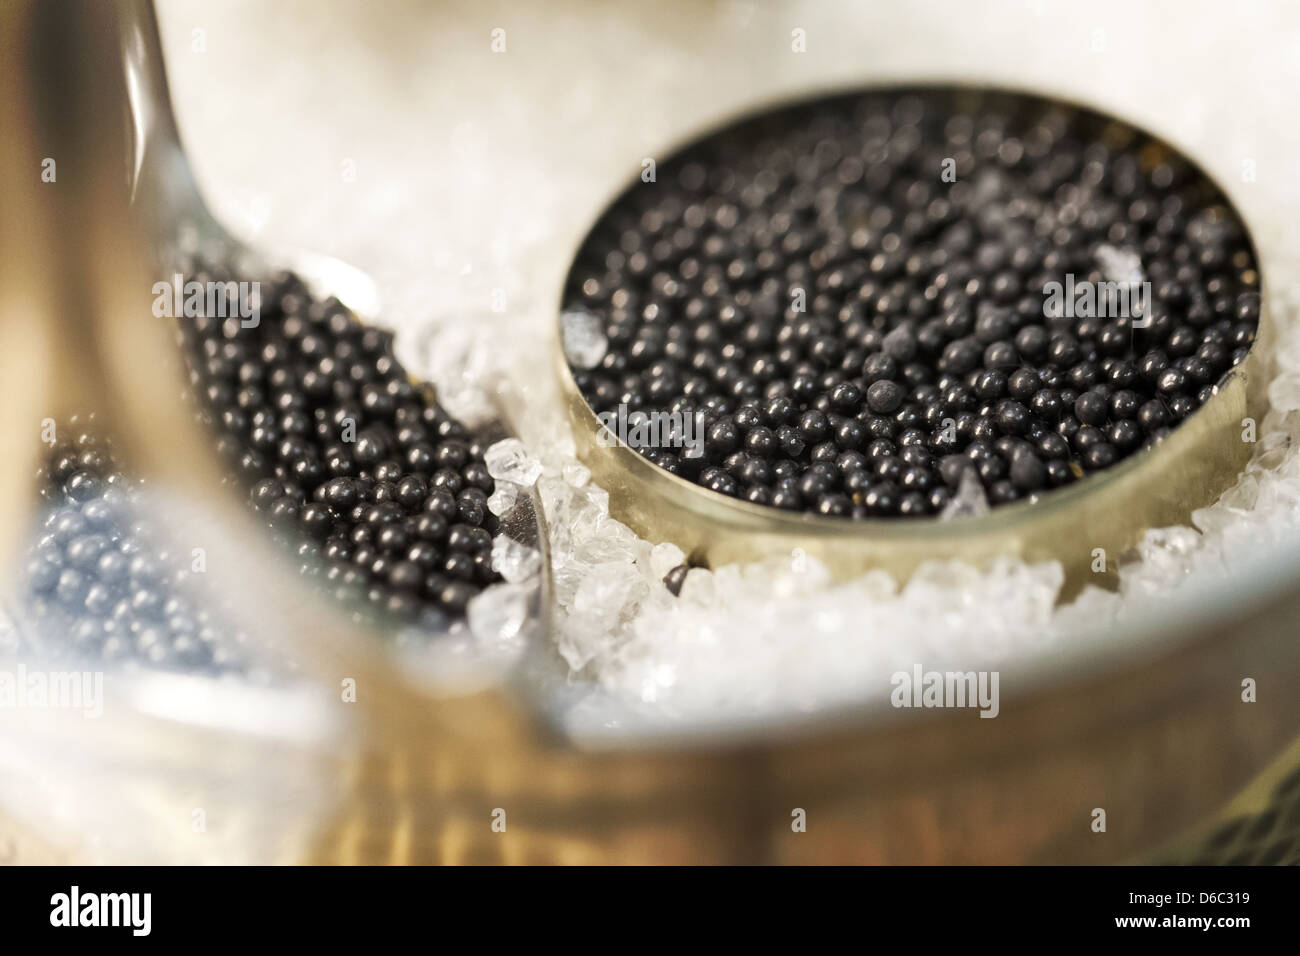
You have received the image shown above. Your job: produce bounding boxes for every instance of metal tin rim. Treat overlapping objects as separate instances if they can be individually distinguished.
[555,81,1271,609]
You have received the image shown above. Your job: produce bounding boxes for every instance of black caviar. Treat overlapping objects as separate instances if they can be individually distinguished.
[21,418,257,672]
[177,267,501,620]
[563,89,1260,518]
[15,270,502,670]
[662,563,690,597]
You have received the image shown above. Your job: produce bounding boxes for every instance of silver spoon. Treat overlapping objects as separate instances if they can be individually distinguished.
[5,0,550,685]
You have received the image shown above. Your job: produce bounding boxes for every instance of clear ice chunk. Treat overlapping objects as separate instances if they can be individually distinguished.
[573,561,646,617]
[649,542,686,578]
[491,534,542,583]
[487,482,518,516]
[940,467,990,520]
[468,582,533,643]
[560,309,608,370]
[562,462,591,487]
[484,438,543,487]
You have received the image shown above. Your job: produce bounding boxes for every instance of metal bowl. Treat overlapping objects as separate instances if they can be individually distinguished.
[4,3,1299,866]
[304,86,1300,866]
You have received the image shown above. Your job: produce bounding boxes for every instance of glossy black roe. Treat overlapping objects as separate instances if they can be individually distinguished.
[174,268,503,622]
[563,89,1259,519]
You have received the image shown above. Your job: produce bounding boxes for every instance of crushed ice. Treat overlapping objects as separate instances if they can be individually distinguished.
[403,279,1300,725]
